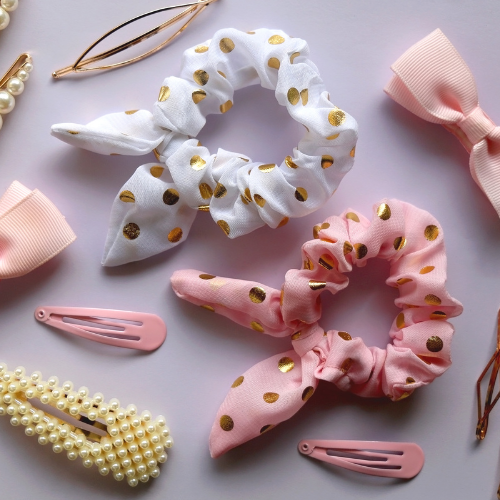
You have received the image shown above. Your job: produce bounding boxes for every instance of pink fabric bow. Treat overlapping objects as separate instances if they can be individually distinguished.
[171,199,463,458]
[0,181,76,278]
[385,29,500,217]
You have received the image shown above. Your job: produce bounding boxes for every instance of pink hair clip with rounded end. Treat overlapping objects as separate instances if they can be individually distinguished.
[35,306,166,351]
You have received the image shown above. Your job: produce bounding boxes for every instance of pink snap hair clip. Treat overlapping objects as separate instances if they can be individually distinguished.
[298,440,425,479]
[35,306,166,351]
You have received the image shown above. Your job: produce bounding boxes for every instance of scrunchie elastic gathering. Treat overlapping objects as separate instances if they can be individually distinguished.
[171,199,463,458]
[51,28,358,266]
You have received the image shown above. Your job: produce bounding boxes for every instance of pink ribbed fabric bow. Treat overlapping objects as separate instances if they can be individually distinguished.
[0,181,76,278]
[385,29,500,217]
[171,199,463,458]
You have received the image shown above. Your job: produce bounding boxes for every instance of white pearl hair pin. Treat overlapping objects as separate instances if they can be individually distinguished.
[0,0,18,31]
[0,363,172,486]
[0,53,32,131]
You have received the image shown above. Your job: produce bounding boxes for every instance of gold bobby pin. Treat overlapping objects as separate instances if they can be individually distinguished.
[476,308,500,441]
[52,0,219,79]
[0,53,33,131]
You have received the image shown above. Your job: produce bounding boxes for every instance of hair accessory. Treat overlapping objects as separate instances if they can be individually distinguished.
[0,0,18,31]
[476,309,500,440]
[171,199,463,457]
[51,28,358,266]
[385,29,500,219]
[53,0,218,78]
[0,363,172,486]
[298,439,425,479]
[35,306,167,351]
[0,181,75,278]
[0,53,33,130]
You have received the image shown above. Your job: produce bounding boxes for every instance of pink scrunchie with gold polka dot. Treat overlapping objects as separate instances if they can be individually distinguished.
[171,199,463,458]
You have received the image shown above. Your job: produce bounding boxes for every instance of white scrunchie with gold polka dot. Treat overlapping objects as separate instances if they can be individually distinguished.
[51,28,358,267]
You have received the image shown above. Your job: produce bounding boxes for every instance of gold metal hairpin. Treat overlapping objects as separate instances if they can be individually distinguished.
[0,53,33,131]
[52,0,219,79]
[476,309,500,440]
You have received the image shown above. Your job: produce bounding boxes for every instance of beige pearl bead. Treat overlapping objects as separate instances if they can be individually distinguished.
[0,7,10,30]
[0,90,14,114]
[0,0,18,12]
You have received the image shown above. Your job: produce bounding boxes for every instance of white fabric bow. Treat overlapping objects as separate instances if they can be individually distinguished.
[52,28,358,266]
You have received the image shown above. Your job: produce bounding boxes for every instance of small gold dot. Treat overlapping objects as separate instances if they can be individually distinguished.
[346,212,360,222]
[220,415,234,431]
[313,225,321,239]
[158,86,170,101]
[195,45,209,53]
[193,69,209,86]
[377,203,391,220]
[426,336,443,352]
[219,38,235,53]
[406,377,415,384]
[278,217,289,228]
[220,100,233,113]
[243,188,252,202]
[67,130,79,135]
[326,133,340,140]
[198,205,210,211]
[285,156,298,169]
[424,294,442,305]
[321,155,334,169]
[280,288,284,306]
[232,376,244,388]
[397,392,411,401]
[163,188,179,205]
[300,89,308,106]
[201,304,214,312]
[278,357,295,373]
[424,225,439,241]
[150,166,164,178]
[260,424,275,434]
[396,312,405,329]
[125,110,138,115]
[268,57,280,69]
[309,280,326,291]
[240,195,249,205]
[338,331,352,341]
[199,183,213,199]
[397,278,413,285]
[343,241,353,255]
[168,227,183,243]
[217,220,230,236]
[218,70,227,78]
[249,287,266,303]
[214,183,227,198]
[268,34,285,44]
[295,187,308,202]
[153,148,161,161]
[259,164,276,173]
[430,311,447,320]
[340,358,353,373]
[393,237,407,251]
[123,223,140,240]
[354,243,368,259]
[302,386,314,402]
[287,88,300,105]
[192,89,207,104]
[303,258,314,270]
[290,52,300,63]
[420,266,435,274]
[254,194,266,207]
[191,155,206,171]
[318,254,336,270]
[291,331,301,341]
[263,392,279,403]
[119,190,135,203]
[251,321,264,332]
[350,147,356,157]
[328,107,346,126]
[199,274,215,279]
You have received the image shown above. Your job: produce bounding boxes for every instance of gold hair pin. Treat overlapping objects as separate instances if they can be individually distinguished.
[476,309,500,440]
[52,0,219,79]
[0,53,32,131]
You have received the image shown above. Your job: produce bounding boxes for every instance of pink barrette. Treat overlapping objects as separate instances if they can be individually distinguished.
[0,181,76,278]
[385,29,500,218]
[171,199,463,458]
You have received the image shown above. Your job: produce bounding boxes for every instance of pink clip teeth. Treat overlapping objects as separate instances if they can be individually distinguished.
[298,440,425,479]
[35,306,166,351]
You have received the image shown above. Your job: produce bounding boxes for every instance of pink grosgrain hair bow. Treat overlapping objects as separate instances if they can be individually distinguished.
[171,199,463,458]
[0,181,76,278]
[385,29,500,218]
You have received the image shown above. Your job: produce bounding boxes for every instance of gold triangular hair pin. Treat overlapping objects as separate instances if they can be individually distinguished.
[52,0,219,79]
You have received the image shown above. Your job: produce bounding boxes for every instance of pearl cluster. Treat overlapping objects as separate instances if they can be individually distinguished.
[0,363,172,486]
[0,0,18,30]
[0,55,32,130]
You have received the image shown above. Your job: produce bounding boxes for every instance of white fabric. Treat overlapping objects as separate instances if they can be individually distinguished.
[51,28,358,267]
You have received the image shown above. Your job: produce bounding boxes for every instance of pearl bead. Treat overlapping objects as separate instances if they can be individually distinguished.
[135,429,145,439]
[79,448,89,458]
[99,466,109,476]
[0,0,18,12]
[83,458,93,468]
[62,381,73,392]
[67,451,78,460]
[165,437,173,448]
[154,445,163,454]
[0,90,16,114]
[38,436,48,445]
[157,453,167,463]
[53,444,63,453]
[0,114,3,130]
[133,454,142,463]
[117,448,127,458]
[137,464,147,474]
[95,457,105,467]
[10,417,20,426]
[139,474,149,483]
[128,443,138,453]
[128,478,138,487]
[150,468,160,478]
[0,7,10,30]
[25,426,35,436]
[110,462,121,472]
[122,458,132,468]
[147,459,156,469]
[16,69,28,82]
[14,367,24,377]
[144,450,153,459]
[114,472,124,481]
[125,468,135,477]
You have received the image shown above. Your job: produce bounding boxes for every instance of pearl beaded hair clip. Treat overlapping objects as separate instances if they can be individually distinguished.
[0,363,172,486]
[0,0,18,31]
[0,53,33,131]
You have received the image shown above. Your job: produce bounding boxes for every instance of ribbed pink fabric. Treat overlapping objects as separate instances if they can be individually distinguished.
[385,29,500,218]
[0,181,76,278]
[171,199,463,458]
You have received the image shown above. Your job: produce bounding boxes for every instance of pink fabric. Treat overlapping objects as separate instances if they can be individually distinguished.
[385,28,500,218]
[171,199,463,458]
[0,181,76,278]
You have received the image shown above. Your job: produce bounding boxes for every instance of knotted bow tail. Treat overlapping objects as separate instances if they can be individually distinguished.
[0,181,76,278]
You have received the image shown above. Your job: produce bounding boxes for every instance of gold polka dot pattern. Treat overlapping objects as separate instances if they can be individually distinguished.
[119,190,135,203]
[426,336,443,352]
[232,376,244,388]
[193,70,209,86]
[123,223,140,240]
[278,357,295,373]
[220,415,234,431]
[219,38,235,53]
[249,287,266,303]
[263,392,279,403]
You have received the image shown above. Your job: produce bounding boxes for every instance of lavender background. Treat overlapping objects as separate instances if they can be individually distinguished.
[0,1,499,498]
